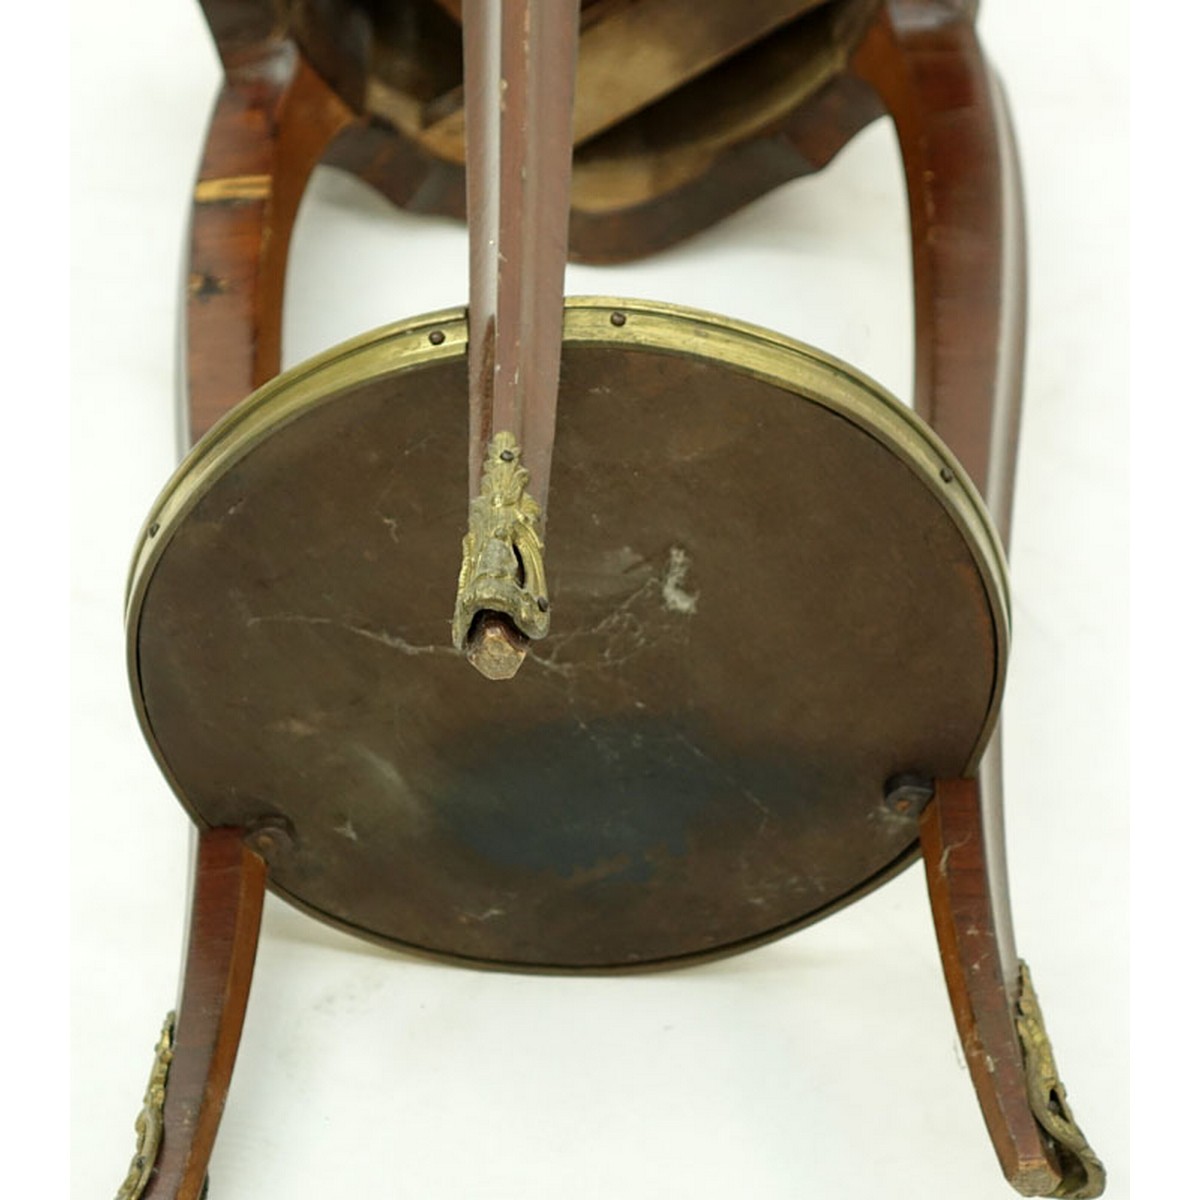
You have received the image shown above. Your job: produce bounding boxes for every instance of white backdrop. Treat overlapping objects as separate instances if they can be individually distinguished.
[70,3,1129,1198]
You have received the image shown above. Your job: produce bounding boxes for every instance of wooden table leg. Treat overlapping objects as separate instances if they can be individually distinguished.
[115,829,267,1200]
[852,6,1105,1195]
[117,25,358,1199]
[853,0,1026,545]
[452,0,580,678]
[185,39,356,444]
[924,776,1104,1197]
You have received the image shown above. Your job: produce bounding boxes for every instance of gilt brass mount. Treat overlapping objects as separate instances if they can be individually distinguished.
[452,430,551,678]
[1016,963,1106,1198]
[114,1011,175,1200]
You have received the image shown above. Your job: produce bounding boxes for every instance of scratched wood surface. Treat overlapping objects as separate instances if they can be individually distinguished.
[141,829,266,1200]
[186,42,355,443]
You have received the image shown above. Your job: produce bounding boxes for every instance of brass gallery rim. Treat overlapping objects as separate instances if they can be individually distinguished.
[128,294,1010,636]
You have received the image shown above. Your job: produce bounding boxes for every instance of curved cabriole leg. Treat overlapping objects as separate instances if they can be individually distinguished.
[115,829,267,1200]
[116,27,356,1199]
[924,777,1104,1197]
[853,5,1104,1195]
[855,0,1025,539]
[185,37,356,444]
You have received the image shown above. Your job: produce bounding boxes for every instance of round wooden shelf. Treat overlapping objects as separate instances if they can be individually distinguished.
[129,298,1007,971]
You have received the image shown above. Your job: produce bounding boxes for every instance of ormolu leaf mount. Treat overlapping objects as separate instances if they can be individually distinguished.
[113,2,1104,1197]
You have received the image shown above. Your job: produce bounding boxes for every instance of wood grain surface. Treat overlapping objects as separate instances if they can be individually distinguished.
[142,829,267,1200]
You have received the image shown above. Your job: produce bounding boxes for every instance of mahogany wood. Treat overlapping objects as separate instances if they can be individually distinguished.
[854,7,1088,1193]
[325,0,887,263]
[462,0,578,507]
[458,1,579,667]
[143,829,267,1200]
[145,29,350,1192]
[127,3,1100,1196]
[922,778,1060,1193]
[851,0,1025,546]
[186,40,356,443]
[425,0,829,157]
